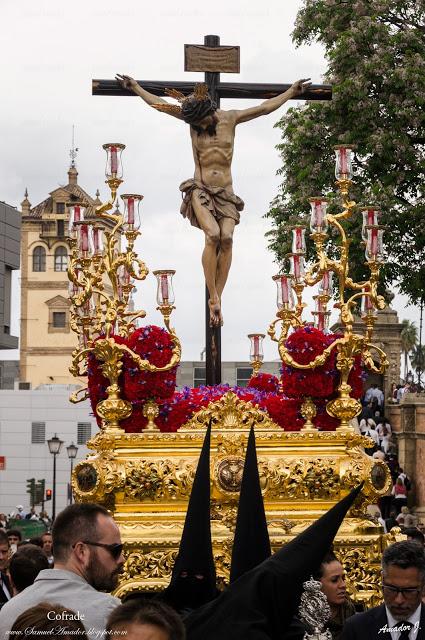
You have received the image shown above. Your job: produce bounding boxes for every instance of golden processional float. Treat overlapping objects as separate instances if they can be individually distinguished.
[68,143,399,607]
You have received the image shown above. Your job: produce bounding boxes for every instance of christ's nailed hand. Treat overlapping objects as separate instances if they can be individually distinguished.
[116,74,138,90]
[290,78,312,96]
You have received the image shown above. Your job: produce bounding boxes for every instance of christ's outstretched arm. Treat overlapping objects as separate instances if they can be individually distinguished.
[116,74,184,119]
[232,78,311,124]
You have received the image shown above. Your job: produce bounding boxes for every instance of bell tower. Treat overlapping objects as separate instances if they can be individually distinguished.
[19,156,102,387]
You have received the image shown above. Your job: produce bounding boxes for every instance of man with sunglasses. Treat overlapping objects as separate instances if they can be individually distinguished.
[0,503,124,638]
[342,541,425,639]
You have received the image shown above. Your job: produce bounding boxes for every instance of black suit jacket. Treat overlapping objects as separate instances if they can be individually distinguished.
[0,571,12,608]
[341,603,425,640]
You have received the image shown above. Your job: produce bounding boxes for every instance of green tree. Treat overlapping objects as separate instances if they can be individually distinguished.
[410,344,425,381]
[400,319,418,378]
[266,0,425,302]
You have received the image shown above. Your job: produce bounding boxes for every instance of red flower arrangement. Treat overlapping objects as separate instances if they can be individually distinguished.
[123,326,177,402]
[280,326,338,399]
[87,324,365,434]
[248,372,280,393]
[87,326,177,428]
[281,326,364,401]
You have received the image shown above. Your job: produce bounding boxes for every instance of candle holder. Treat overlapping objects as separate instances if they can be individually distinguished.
[153,270,176,331]
[68,144,181,434]
[268,144,389,431]
[248,333,265,376]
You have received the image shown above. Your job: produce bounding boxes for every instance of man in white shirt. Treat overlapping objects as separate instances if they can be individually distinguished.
[364,383,385,408]
[0,503,124,637]
[342,540,425,639]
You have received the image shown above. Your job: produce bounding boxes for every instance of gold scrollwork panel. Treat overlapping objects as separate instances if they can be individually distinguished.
[125,460,195,502]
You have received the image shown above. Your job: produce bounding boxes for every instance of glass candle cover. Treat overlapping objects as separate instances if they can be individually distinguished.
[365,226,385,262]
[291,226,306,254]
[361,208,381,241]
[68,203,86,238]
[103,143,125,179]
[120,194,143,231]
[334,145,354,180]
[76,223,92,256]
[361,291,377,317]
[319,270,333,295]
[272,274,295,310]
[153,270,176,305]
[89,226,104,256]
[313,296,330,332]
[309,199,329,233]
[118,264,131,287]
[288,253,305,284]
[248,333,265,362]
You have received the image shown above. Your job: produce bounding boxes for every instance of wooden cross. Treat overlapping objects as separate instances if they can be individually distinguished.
[92,35,332,386]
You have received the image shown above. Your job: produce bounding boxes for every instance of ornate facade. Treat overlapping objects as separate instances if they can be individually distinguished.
[19,164,115,387]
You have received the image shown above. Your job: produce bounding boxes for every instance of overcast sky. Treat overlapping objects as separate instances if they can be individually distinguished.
[1,0,420,364]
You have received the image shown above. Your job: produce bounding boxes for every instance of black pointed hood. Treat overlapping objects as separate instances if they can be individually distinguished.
[186,484,363,639]
[162,420,216,612]
[230,426,271,583]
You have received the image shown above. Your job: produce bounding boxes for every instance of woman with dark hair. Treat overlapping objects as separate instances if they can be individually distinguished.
[10,603,88,639]
[312,552,356,640]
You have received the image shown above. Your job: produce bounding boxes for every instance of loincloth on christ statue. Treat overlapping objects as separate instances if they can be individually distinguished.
[179,179,245,229]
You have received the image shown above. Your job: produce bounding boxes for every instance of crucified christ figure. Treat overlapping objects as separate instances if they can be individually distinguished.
[116,74,311,327]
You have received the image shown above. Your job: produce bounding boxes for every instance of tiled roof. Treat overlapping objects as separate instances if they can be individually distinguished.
[29,183,96,219]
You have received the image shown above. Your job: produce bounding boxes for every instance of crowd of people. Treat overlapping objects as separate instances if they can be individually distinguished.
[0,507,51,528]
[357,383,424,539]
[0,501,424,639]
[0,383,423,639]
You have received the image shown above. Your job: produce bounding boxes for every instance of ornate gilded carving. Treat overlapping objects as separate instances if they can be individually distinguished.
[125,459,194,501]
[75,463,98,493]
[211,503,239,532]
[216,458,244,493]
[142,400,160,432]
[181,392,282,431]
[262,458,340,500]
[336,541,383,609]
[120,549,177,584]
[72,451,125,508]
[214,540,233,590]
[72,410,394,605]
[300,397,318,431]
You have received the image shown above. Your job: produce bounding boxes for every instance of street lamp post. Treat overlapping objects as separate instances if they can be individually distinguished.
[66,442,78,505]
[47,434,64,521]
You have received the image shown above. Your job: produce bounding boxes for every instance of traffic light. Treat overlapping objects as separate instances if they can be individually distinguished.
[45,489,52,501]
[26,478,36,507]
[35,479,45,505]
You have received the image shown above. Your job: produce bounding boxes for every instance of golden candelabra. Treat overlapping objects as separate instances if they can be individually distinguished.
[268,145,389,430]
[67,143,181,434]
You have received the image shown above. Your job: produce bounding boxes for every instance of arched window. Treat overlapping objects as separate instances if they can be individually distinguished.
[54,246,68,272]
[32,246,46,272]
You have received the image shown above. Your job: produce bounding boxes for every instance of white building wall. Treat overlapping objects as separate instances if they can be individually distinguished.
[0,362,282,517]
[0,387,94,517]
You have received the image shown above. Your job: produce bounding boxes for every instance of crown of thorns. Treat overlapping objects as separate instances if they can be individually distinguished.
[152,84,217,123]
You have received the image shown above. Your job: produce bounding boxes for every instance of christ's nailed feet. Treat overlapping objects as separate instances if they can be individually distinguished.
[209,298,223,328]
